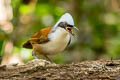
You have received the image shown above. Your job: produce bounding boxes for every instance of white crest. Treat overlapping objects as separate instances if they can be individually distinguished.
[49,13,74,38]
[55,13,74,27]
[51,13,74,31]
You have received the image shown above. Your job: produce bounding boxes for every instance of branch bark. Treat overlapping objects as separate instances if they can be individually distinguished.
[0,59,120,80]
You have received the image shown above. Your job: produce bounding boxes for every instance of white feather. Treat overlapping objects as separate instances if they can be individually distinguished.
[40,27,71,55]
[39,13,74,55]
[55,13,74,26]
[50,13,74,32]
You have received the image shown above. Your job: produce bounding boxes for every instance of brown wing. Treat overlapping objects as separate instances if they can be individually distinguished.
[23,27,52,49]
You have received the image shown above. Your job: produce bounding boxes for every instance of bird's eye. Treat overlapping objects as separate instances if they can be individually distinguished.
[67,27,72,31]
[66,27,72,31]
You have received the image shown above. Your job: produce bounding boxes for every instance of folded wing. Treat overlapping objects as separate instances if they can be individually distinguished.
[23,27,52,49]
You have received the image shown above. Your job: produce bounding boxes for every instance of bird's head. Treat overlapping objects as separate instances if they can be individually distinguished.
[52,13,79,35]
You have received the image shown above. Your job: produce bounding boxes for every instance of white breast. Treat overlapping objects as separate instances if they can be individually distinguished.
[40,27,71,55]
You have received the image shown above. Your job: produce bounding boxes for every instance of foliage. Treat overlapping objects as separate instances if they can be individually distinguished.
[0,0,120,64]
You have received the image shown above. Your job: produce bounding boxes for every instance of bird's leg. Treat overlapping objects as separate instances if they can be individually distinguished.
[43,54,53,63]
[32,51,38,59]
[110,57,114,64]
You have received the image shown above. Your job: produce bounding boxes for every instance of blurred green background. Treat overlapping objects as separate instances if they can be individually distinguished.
[0,0,120,64]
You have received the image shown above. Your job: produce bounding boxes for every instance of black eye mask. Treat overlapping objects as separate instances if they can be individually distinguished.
[67,24,73,27]
[58,22,66,28]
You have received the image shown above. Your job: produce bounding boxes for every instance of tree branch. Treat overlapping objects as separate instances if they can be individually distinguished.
[0,59,120,80]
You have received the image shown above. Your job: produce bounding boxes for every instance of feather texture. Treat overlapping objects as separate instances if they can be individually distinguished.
[23,27,52,49]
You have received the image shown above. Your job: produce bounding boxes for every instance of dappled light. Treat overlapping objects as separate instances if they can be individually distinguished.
[0,0,120,64]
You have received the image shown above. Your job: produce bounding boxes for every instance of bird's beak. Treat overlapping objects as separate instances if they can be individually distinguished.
[73,26,79,31]
[70,26,79,36]
[66,25,79,36]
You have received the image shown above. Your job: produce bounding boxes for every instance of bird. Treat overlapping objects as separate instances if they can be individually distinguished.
[23,13,79,62]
